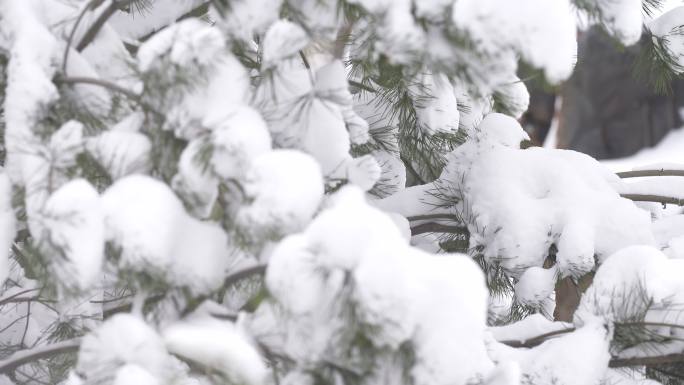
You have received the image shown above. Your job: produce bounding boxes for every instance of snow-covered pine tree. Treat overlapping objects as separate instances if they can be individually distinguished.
[2,0,684,384]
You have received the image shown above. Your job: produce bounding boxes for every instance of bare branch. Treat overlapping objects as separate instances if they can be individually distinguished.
[621,194,684,206]
[610,353,684,368]
[617,169,684,178]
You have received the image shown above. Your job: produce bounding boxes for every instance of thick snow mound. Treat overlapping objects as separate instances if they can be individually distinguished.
[577,245,684,327]
[444,114,655,279]
[264,186,496,385]
[102,175,231,293]
[238,150,324,239]
[163,317,267,385]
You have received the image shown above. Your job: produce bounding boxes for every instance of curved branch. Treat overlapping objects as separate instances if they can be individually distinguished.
[223,264,267,288]
[410,222,469,236]
[617,169,684,178]
[499,327,576,349]
[0,288,42,307]
[0,338,81,374]
[55,76,165,119]
[63,0,100,74]
[621,194,684,206]
[76,0,134,52]
[407,214,461,222]
[102,265,267,318]
[56,76,140,101]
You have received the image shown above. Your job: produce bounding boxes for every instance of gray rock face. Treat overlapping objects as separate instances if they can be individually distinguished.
[557,27,684,159]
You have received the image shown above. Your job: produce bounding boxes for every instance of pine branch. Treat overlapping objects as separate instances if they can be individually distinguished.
[0,338,81,374]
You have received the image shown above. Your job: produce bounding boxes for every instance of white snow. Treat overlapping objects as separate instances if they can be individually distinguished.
[262,20,309,68]
[264,186,495,385]
[101,175,231,293]
[649,6,684,73]
[238,150,324,239]
[37,179,104,292]
[489,318,612,385]
[514,266,557,308]
[489,313,572,343]
[618,177,684,200]
[208,106,273,181]
[113,364,160,385]
[110,0,207,40]
[0,0,60,190]
[494,76,530,119]
[602,128,684,172]
[0,172,16,286]
[219,0,283,41]
[441,113,655,278]
[86,130,152,180]
[413,73,460,135]
[453,0,577,83]
[576,245,684,327]
[597,0,644,45]
[78,314,177,383]
[163,317,267,385]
